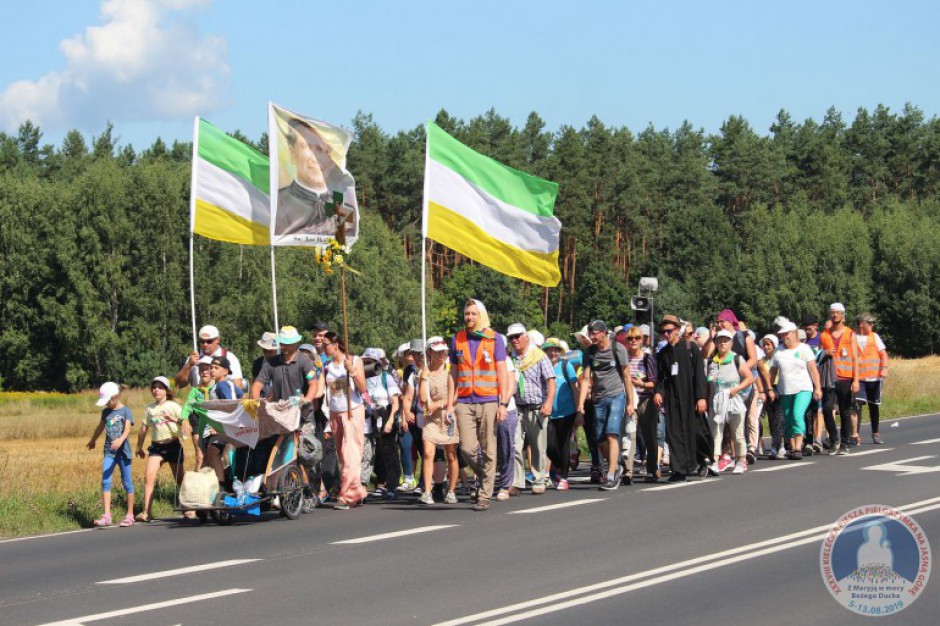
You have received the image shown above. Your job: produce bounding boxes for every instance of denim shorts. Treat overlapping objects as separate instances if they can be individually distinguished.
[594,393,626,441]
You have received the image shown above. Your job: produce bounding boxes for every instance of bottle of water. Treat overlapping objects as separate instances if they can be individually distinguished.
[290,388,301,407]
[447,413,455,437]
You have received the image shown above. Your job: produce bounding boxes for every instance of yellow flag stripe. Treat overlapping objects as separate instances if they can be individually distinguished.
[194,199,271,246]
[427,201,561,287]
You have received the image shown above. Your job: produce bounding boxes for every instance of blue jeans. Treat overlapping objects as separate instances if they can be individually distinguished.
[593,393,626,442]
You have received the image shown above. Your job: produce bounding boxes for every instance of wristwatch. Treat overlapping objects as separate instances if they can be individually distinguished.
[499,401,509,407]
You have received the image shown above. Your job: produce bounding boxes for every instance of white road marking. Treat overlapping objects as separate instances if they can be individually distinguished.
[862,455,940,476]
[912,437,940,445]
[0,527,116,545]
[751,462,816,473]
[97,559,260,584]
[640,479,711,492]
[507,499,605,514]
[332,525,458,544]
[36,589,252,625]
[435,496,940,626]
[843,447,894,457]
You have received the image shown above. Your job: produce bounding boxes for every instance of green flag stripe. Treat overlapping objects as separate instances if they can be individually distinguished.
[198,119,271,194]
[426,122,558,218]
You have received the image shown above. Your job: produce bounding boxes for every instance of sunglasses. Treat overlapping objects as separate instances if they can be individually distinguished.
[199,338,217,343]
[626,336,642,341]
[661,327,678,335]
[508,334,523,341]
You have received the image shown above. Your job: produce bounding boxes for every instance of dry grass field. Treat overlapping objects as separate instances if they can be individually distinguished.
[1,357,939,537]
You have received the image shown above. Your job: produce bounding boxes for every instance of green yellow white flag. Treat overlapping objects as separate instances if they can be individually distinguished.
[191,118,271,245]
[422,122,561,287]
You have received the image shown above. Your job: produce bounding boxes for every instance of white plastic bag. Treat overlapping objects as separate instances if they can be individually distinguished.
[179,467,219,508]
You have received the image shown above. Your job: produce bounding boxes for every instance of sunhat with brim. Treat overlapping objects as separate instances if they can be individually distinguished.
[528,330,545,347]
[572,325,590,340]
[362,347,386,362]
[257,331,278,350]
[409,338,425,353]
[776,321,798,335]
[427,336,449,352]
[397,342,411,358]
[278,326,303,345]
[856,312,876,324]
[658,314,682,330]
[151,376,172,391]
[96,381,120,407]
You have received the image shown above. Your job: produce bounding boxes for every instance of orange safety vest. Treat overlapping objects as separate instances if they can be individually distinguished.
[857,333,885,380]
[454,329,500,399]
[823,327,856,381]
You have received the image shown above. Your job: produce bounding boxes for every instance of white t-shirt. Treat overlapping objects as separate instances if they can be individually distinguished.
[770,343,815,395]
[325,357,364,413]
[365,372,401,434]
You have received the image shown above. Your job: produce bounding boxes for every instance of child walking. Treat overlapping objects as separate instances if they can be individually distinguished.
[135,376,190,522]
[86,382,135,527]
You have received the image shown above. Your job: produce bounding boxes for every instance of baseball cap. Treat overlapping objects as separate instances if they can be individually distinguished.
[777,321,798,334]
[298,343,316,354]
[800,314,819,326]
[397,342,411,358]
[542,337,563,350]
[426,336,448,352]
[257,331,278,350]
[311,321,330,333]
[211,356,232,372]
[198,325,219,340]
[197,355,214,366]
[506,323,527,337]
[96,381,120,407]
[362,347,385,361]
[714,329,735,341]
[151,376,172,391]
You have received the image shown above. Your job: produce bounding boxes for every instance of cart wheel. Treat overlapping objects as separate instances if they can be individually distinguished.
[211,492,234,526]
[196,510,208,523]
[278,466,304,520]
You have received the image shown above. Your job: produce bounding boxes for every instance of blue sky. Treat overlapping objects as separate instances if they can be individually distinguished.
[1,0,937,149]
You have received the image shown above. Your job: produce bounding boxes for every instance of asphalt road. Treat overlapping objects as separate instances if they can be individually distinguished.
[3,413,939,625]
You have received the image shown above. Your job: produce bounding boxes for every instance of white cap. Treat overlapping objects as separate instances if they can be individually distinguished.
[777,321,798,335]
[198,355,214,366]
[362,347,386,361]
[151,376,171,391]
[96,381,120,407]
[397,342,411,358]
[506,323,527,337]
[830,302,846,313]
[761,334,779,349]
[426,336,448,352]
[198,325,220,340]
[639,324,651,337]
[714,329,735,341]
[527,329,545,347]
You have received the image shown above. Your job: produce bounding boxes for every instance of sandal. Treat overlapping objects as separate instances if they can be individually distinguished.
[93,513,112,527]
[135,512,152,523]
[119,514,135,527]
[473,499,490,512]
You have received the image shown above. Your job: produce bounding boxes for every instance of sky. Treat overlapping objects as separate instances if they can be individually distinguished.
[1,0,938,150]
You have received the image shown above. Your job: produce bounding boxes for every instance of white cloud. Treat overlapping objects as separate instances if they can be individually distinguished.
[0,0,227,133]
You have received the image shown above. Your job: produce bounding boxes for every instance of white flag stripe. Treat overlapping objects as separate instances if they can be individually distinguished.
[427,159,561,254]
[197,158,270,225]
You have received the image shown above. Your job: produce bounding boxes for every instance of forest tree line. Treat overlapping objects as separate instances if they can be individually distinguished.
[2,103,940,391]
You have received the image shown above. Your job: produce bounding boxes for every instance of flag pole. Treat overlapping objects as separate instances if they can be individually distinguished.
[266,102,280,335]
[188,117,200,351]
[421,124,430,350]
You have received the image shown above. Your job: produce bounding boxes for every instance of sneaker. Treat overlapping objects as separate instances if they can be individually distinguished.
[812,442,823,454]
[549,470,560,487]
[802,444,814,457]
[119,514,135,527]
[827,443,839,455]
[384,490,398,501]
[706,462,720,477]
[396,478,416,492]
[525,471,535,485]
[444,491,457,504]
[93,513,112,527]
[599,477,619,491]
[372,486,387,499]
[836,445,849,456]
[774,448,787,460]
[496,489,510,501]
[873,434,883,445]
[531,484,546,495]
[556,478,570,491]
[745,449,757,465]
[786,451,803,460]
[589,466,603,484]
[732,460,747,474]
[418,491,434,505]
[414,485,424,495]
[718,458,735,473]
[667,472,686,483]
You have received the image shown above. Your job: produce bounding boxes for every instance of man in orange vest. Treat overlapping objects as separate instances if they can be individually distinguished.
[854,312,888,444]
[448,299,511,512]
[819,303,859,455]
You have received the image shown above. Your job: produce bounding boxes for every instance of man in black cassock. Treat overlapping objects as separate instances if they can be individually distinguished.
[654,314,708,482]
